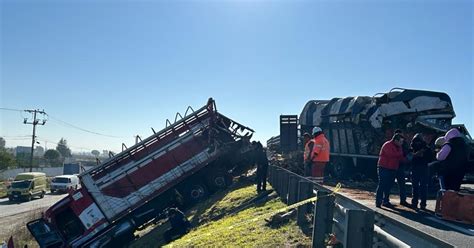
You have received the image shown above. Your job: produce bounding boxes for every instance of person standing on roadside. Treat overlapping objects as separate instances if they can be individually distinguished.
[410,133,433,210]
[436,128,469,191]
[393,129,410,206]
[376,134,407,208]
[304,127,330,184]
[254,141,269,193]
[431,136,446,189]
[303,132,314,177]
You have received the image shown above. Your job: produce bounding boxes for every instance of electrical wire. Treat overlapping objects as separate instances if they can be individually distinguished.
[46,114,126,138]
[2,137,31,141]
[0,107,23,112]
[0,135,31,138]
[36,136,100,152]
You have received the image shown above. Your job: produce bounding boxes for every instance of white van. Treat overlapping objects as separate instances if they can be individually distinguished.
[50,175,80,193]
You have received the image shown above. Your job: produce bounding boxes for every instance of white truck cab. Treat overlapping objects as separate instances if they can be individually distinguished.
[50,175,80,193]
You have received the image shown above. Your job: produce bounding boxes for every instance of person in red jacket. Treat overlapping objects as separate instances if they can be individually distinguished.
[376,134,406,208]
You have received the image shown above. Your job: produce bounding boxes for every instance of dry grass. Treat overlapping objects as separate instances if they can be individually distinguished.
[0,182,7,198]
[0,210,42,248]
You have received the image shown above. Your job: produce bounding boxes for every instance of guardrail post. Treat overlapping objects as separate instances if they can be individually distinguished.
[275,169,282,194]
[297,180,312,226]
[344,209,374,248]
[272,166,278,187]
[312,190,335,248]
[267,166,273,184]
[281,171,289,202]
[287,175,299,205]
[269,166,275,186]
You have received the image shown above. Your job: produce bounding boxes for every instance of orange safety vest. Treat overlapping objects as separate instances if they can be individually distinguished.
[311,134,330,162]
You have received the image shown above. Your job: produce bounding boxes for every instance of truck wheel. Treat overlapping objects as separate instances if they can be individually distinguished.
[40,191,45,198]
[184,184,208,203]
[330,157,353,180]
[206,172,231,192]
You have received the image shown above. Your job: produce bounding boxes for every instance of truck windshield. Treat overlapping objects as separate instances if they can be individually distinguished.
[11,180,32,188]
[27,219,64,248]
[53,178,70,183]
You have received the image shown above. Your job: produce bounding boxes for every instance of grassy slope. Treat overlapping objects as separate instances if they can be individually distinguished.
[0,210,42,248]
[154,180,311,247]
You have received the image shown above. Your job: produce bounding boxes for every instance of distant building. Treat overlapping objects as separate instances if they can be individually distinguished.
[34,146,45,157]
[15,146,31,156]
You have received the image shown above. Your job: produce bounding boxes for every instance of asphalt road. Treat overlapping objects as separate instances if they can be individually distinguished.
[331,185,474,248]
[0,193,64,239]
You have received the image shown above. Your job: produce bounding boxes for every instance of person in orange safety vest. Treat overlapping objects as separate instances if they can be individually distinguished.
[304,126,330,184]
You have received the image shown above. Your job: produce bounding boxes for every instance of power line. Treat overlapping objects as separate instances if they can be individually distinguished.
[2,107,127,138]
[0,135,31,138]
[36,136,103,152]
[3,137,32,141]
[47,114,126,138]
[0,107,23,112]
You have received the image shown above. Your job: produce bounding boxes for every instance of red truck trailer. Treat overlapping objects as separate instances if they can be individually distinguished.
[27,98,255,248]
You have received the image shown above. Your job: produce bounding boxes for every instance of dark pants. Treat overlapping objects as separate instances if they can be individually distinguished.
[396,163,407,203]
[304,161,312,177]
[444,173,464,191]
[376,167,397,206]
[256,166,268,191]
[411,165,428,208]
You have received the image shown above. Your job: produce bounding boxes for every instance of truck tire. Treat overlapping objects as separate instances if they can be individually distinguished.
[206,172,231,192]
[40,191,45,198]
[330,157,353,180]
[183,183,208,204]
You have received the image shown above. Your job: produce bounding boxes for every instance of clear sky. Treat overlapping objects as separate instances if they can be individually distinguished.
[1,0,472,153]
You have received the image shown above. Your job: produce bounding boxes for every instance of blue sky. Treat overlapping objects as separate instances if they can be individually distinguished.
[1,0,472,153]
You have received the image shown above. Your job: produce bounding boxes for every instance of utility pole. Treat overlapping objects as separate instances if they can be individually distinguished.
[23,109,47,172]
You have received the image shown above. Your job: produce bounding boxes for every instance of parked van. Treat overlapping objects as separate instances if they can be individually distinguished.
[50,175,80,193]
[7,172,47,201]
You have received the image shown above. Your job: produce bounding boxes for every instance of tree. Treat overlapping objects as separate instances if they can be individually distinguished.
[0,137,5,149]
[44,149,61,166]
[0,150,17,170]
[56,138,72,158]
[91,150,100,157]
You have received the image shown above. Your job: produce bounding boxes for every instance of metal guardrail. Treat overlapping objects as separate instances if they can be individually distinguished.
[268,165,454,248]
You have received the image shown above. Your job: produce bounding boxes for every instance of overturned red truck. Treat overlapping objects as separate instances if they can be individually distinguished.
[27,99,255,248]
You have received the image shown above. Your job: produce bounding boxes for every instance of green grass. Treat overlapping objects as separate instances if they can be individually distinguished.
[161,180,311,248]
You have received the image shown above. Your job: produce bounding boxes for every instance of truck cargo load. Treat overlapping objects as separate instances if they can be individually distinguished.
[269,88,473,179]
